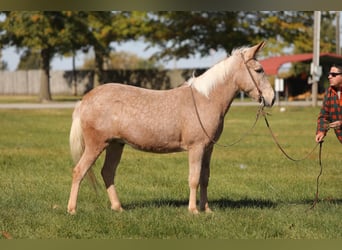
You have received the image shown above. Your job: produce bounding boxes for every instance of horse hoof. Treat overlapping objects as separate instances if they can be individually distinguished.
[200,204,213,213]
[188,208,200,215]
[205,208,213,214]
[111,206,124,212]
[67,209,77,215]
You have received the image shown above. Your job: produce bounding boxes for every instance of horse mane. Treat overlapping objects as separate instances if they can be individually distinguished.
[186,46,249,98]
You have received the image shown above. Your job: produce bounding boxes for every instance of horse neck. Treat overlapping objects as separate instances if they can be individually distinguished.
[195,59,239,116]
[214,81,239,115]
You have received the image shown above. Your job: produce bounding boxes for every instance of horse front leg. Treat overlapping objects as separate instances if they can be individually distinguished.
[199,146,213,213]
[101,142,124,212]
[187,146,205,214]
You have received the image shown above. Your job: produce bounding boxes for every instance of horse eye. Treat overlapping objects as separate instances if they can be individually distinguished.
[255,68,264,74]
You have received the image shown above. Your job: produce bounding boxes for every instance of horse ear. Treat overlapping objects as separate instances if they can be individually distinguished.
[246,41,266,58]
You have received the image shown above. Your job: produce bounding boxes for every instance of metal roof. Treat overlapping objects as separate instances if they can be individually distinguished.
[260,53,342,75]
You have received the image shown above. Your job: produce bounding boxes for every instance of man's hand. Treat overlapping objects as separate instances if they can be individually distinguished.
[329,120,342,129]
[315,131,326,143]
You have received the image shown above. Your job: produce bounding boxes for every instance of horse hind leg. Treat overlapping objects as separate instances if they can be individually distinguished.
[67,145,104,214]
[101,142,124,212]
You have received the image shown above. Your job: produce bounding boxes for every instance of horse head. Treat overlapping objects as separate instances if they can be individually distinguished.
[237,41,275,107]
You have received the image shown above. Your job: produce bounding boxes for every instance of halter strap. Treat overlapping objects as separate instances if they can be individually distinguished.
[240,53,264,104]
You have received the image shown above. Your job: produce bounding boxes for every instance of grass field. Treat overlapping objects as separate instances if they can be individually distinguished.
[0,104,341,239]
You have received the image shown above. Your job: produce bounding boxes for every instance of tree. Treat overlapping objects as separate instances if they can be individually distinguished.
[0,11,338,97]
[56,11,149,87]
[144,12,251,60]
[0,11,75,101]
[17,50,41,70]
[255,11,336,54]
[84,11,149,86]
[254,11,337,77]
[143,11,337,61]
[0,51,8,70]
[0,11,152,98]
[82,51,162,70]
[0,11,101,101]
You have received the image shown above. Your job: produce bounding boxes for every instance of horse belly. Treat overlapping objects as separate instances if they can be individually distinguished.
[118,121,185,153]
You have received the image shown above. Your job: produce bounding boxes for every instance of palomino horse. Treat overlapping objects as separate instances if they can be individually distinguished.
[67,41,275,214]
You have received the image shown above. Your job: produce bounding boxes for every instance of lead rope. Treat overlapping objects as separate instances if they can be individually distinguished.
[309,140,324,209]
[262,113,324,209]
[311,90,342,208]
[263,114,319,161]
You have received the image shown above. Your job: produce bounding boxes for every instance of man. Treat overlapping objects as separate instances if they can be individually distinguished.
[316,64,342,143]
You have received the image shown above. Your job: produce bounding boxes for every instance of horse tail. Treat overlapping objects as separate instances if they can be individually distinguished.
[69,101,98,192]
[70,101,84,163]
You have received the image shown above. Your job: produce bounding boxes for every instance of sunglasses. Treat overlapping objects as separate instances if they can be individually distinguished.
[328,72,342,77]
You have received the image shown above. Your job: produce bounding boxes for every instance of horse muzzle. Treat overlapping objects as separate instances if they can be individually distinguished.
[260,92,275,107]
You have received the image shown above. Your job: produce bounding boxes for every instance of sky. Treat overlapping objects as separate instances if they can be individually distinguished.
[1,40,228,71]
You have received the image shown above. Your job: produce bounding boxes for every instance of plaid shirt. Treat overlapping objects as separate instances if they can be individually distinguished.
[317,86,342,143]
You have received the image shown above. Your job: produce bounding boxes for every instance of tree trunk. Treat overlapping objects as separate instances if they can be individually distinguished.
[72,51,77,96]
[39,48,52,102]
[93,49,104,88]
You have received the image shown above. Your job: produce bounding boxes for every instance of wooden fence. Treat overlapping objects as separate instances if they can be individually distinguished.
[0,68,206,95]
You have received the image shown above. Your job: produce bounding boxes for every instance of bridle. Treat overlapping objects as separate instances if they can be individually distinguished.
[240,52,265,106]
[188,52,267,147]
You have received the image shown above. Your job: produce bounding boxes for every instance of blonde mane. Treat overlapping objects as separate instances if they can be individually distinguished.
[186,47,248,98]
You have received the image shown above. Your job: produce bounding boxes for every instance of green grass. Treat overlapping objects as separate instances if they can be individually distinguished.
[0,105,341,239]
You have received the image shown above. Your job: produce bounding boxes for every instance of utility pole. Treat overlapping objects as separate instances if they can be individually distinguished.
[336,11,340,55]
[312,11,321,107]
